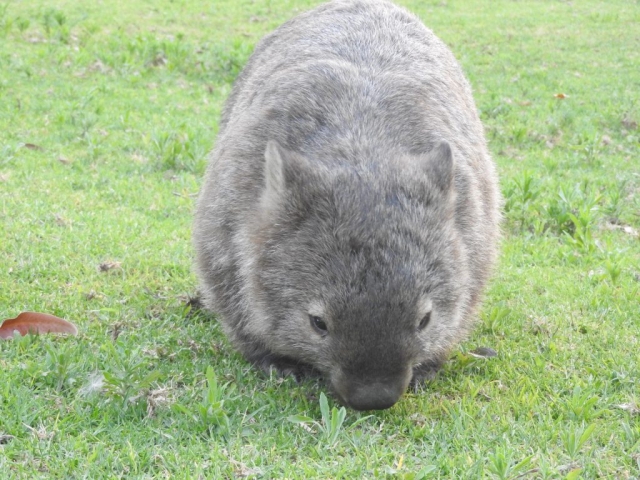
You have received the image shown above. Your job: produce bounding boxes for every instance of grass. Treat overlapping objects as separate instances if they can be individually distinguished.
[1,0,639,478]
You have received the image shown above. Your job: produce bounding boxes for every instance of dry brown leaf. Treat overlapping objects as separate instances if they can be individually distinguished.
[23,143,44,151]
[99,261,121,272]
[469,346,498,359]
[0,312,78,340]
[622,117,638,130]
[554,93,567,99]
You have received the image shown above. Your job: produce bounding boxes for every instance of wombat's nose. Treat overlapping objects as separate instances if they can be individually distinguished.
[344,382,405,411]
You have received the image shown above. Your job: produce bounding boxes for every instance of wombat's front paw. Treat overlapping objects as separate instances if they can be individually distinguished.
[410,359,444,389]
[256,354,318,382]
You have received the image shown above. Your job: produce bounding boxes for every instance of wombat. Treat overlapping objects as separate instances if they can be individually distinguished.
[193,0,501,410]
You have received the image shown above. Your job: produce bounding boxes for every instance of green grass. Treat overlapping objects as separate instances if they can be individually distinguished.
[1,0,639,478]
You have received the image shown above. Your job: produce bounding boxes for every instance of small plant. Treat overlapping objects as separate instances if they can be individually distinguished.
[41,8,69,43]
[510,125,528,143]
[486,445,534,480]
[603,256,623,284]
[15,16,29,33]
[562,386,605,422]
[319,392,347,445]
[0,4,12,37]
[43,343,79,391]
[564,210,596,252]
[150,128,208,173]
[503,171,540,230]
[288,392,371,446]
[204,38,253,83]
[381,457,437,480]
[484,304,512,334]
[544,183,602,251]
[172,366,234,435]
[603,180,627,221]
[545,184,578,235]
[570,132,602,165]
[101,343,162,409]
[561,423,596,459]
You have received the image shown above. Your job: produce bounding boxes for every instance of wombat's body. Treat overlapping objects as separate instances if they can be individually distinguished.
[194,0,501,410]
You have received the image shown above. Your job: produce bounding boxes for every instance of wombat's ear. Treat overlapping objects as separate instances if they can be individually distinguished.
[262,140,309,209]
[420,141,454,193]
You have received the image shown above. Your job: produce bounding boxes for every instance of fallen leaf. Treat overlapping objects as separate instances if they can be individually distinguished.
[554,93,567,99]
[89,60,109,73]
[0,312,78,340]
[622,116,638,130]
[109,322,124,341]
[99,261,121,272]
[53,214,70,227]
[150,54,167,67]
[23,143,44,151]
[469,347,498,359]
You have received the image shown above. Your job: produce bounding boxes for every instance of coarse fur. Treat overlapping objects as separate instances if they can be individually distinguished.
[193,0,501,410]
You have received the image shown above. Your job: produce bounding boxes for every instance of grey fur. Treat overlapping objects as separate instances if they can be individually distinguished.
[193,0,501,410]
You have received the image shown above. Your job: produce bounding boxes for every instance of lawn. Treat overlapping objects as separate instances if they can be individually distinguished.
[1,0,639,478]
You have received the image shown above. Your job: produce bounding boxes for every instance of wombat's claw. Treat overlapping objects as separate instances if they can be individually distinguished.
[258,355,315,382]
[410,360,444,390]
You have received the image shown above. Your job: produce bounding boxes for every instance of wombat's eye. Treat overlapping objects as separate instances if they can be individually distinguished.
[417,312,431,331]
[309,315,328,335]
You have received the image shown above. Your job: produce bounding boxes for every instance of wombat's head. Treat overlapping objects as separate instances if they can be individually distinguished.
[251,140,468,410]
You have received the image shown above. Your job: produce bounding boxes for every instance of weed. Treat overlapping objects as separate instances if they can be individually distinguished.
[287,392,371,447]
[544,183,602,252]
[15,16,29,33]
[150,128,208,173]
[570,133,602,165]
[561,423,596,460]
[172,366,234,435]
[562,386,605,422]
[0,4,11,37]
[603,254,623,285]
[483,304,512,335]
[101,343,162,409]
[203,39,253,83]
[603,180,627,221]
[486,446,534,480]
[42,8,69,43]
[43,343,80,391]
[503,170,540,230]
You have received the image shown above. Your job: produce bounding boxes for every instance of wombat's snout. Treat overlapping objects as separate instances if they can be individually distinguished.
[332,370,412,411]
